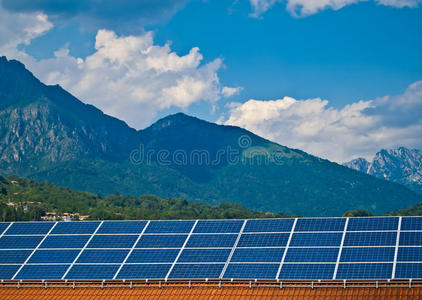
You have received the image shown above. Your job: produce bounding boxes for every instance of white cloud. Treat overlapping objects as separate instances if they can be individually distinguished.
[222,86,242,98]
[250,0,421,17]
[224,81,422,162]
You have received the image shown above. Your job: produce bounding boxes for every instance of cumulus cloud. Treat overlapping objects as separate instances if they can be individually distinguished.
[222,86,242,98]
[223,81,422,162]
[250,0,421,17]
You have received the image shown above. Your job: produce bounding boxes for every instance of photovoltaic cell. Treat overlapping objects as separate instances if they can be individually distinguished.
[5,222,54,235]
[116,264,172,279]
[400,232,422,246]
[231,248,285,263]
[51,222,100,234]
[87,235,138,248]
[289,233,342,247]
[0,265,20,279]
[96,221,147,234]
[336,263,393,279]
[65,264,120,279]
[127,249,179,263]
[223,263,279,279]
[397,247,422,262]
[0,223,11,234]
[343,232,397,246]
[169,263,224,279]
[76,249,129,263]
[243,219,294,233]
[295,218,345,232]
[341,247,395,262]
[0,236,43,249]
[279,264,335,280]
[347,217,398,231]
[284,247,339,262]
[29,249,79,263]
[401,217,422,231]
[145,221,194,234]
[15,264,70,280]
[193,220,243,233]
[237,233,289,247]
[0,250,32,263]
[395,263,422,279]
[178,249,231,263]
[136,235,187,248]
[40,235,90,249]
[187,234,237,248]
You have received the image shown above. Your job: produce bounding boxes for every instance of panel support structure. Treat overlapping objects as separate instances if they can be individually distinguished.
[219,219,247,279]
[165,220,198,280]
[113,221,151,279]
[61,221,104,279]
[276,218,297,280]
[333,217,349,280]
[392,216,402,279]
[12,222,58,280]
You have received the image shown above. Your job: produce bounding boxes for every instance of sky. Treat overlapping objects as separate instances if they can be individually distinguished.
[0,0,421,162]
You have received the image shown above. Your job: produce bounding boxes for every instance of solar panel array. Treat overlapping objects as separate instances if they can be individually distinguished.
[0,217,422,280]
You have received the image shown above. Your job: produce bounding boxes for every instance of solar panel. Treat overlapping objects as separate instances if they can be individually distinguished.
[223,263,279,279]
[97,221,147,234]
[169,263,224,279]
[193,220,243,233]
[2,216,422,281]
[336,263,393,279]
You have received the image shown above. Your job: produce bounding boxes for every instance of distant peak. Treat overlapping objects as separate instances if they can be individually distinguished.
[146,112,209,131]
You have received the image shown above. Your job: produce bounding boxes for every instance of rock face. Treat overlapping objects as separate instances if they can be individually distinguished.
[344,147,422,195]
[1,56,421,216]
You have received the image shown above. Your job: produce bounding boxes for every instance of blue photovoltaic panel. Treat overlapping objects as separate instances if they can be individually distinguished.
[87,235,138,248]
[29,249,79,263]
[289,233,342,247]
[223,263,279,279]
[347,217,398,231]
[136,235,187,248]
[96,221,147,234]
[116,264,172,279]
[243,219,294,233]
[0,223,10,234]
[0,236,43,249]
[400,232,422,246]
[169,263,224,279]
[187,234,237,248]
[5,222,54,235]
[51,222,100,234]
[237,233,289,247]
[343,232,397,246]
[76,249,129,263]
[0,265,21,279]
[15,264,70,280]
[397,247,422,262]
[284,247,339,262]
[66,264,120,279]
[341,247,395,262]
[193,220,243,233]
[279,264,335,280]
[127,249,179,263]
[401,217,422,231]
[336,263,393,279]
[40,235,90,249]
[145,221,194,234]
[178,249,231,263]
[295,218,345,232]
[231,248,285,263]
[0,250,32,263]
[395,263,422,279]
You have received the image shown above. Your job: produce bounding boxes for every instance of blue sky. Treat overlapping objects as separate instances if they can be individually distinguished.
[0,0,421,161]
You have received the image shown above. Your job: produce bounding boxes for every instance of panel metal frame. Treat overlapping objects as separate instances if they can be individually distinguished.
[392,216,402,279]
[276,218,298,279]
[333,217,349,279]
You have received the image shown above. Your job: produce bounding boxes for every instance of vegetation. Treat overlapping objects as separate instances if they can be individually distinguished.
[343,209,373,217]
[388,202,422,216]
[0,175,290,222]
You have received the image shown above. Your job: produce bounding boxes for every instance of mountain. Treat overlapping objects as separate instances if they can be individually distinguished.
[344,147,422,195]
[1,56,421,216]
